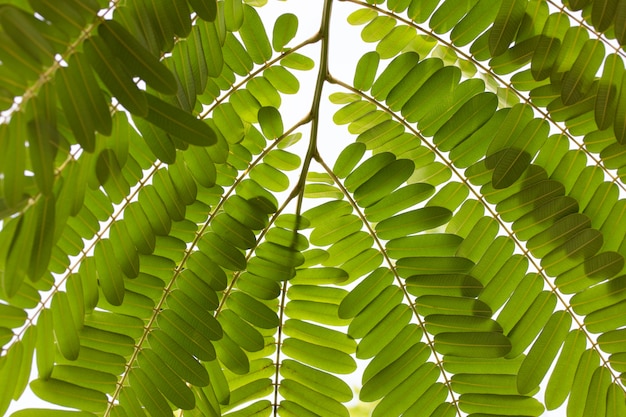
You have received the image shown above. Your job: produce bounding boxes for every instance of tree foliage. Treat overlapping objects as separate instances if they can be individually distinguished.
[1,0,626,416]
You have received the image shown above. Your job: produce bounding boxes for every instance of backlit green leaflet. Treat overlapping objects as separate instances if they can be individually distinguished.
[1,0,626,416]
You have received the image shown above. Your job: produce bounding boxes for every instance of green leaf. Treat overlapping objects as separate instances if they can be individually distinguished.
[280,359,352,403]
[50,365,117,394]
[377,25,416,59]
[51,292,80,361]
[84,36,148,117]
[390,234,462,259]
[430,0,475,34]
[613,74,626,144]
[94,239,125,306]
[452,373,522,395]
[284,319,355,354]
[541,228,604,277]
[606,383,626,417]
[264,66,299,95]
[188,0,217,21]
[397,256,474,278]
[79,326,134,358]
[361,15,396,43]
[73,52,115,136]
[226,291,279,329]
[214,333,250,375]
[415,294,491,318]
[333,101,375,125]
[98,19,177,94]
[13,327,37,399]
[365,183,435,222]
[35,309,54,380]
[273,13,298,52]
[353,159,414,207]
[3,3,625,417]
[348,285,403,339]
[450,0,501,46]
[353,51,380,92]
[280,52,315,71]
[144,93,216,146]
[425,315,501,336]
[185,250,227,291]
[55,61,96,152]
[30,379,107,413]
[108,221,139,279]
[434,332,512,358]
[1,339,24,411]
[324,231,373,266]
[258,106,284,139]
[197,19,224,78]
[338,268,393,319]
[459,393,544,416]
[183,145,217,188]
[0,6,54,64]
[375,206,452,240]
[597,329,626,354]
[10,410,97,417]
[282,338,356,374]
[582,366,612,417]
[309,214,362,247]
[371,52,420,101]
[571,274,626,316]
[347,8,378,25]
[506,291,557,358]
[360,342,429,401]
[371,363,440,417]
[218,309,265,352]
[480,255,527,310]
[489,0,528,56]
[517,311,571,394]
[357,305,411,359]
[561,39,605,105]
[279,379,349,417]
[224,0,244,31]
[223,34,253,77]
[26,195,55,282]
[177,269,219,310]
[567,349,601,417]
[167,290,223,341]
[149,330,209,387]
[27,91,57,196]
[199,232,247,271]
[585,297,626,333]
[133,116,175,164]
[156,310,217,363]
[401,66,461,123]
[263,149,301,171]
[434,92,498,151]
[137,349,195,409]
[239,5,272,64]
[128,368,172,417]
[532,30,565,80]
[407,274,482,298]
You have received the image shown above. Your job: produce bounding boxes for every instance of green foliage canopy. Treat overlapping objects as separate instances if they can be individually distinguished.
[1,0,626,416]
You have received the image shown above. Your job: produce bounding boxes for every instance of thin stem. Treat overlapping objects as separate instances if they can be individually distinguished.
[316,155,462,417]
[291,0,334,224]
[273,279,289,417]
[273,2,334,414]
